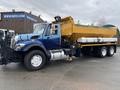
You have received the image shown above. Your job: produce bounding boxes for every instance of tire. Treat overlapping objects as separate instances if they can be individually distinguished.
[107,46,115,57]
[24,50,46,71]
[97,46,107,58]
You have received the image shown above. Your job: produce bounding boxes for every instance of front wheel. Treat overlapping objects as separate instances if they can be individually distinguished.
[24,50,46,71]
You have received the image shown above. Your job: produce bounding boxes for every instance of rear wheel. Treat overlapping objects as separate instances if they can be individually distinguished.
[24,50,46,71]
[97,46,107,58]
[107,46,115,56]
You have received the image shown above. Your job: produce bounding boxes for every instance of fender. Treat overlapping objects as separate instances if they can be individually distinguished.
[17,40,51,59]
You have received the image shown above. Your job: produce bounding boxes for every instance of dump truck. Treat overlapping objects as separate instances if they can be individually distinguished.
[0,16,118,71]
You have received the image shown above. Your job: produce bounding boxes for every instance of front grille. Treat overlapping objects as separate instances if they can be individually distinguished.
[10,36,16,49]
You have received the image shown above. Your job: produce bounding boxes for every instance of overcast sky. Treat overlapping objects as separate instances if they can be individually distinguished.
[0,0,120,28]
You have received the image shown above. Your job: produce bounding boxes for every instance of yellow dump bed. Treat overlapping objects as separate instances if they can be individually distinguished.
[53,16,117,42]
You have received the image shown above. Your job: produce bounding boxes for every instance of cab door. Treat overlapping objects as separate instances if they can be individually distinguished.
[42,24,61,50]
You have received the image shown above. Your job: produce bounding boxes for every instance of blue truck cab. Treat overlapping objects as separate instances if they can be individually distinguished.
[15,23,61,51]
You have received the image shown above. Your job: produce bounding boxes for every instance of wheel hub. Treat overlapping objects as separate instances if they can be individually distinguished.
[31,55,42,67]
[110,47,114,55]
[102,48,107,56]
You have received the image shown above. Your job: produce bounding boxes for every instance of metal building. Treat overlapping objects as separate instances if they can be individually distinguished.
[0,11,44,34]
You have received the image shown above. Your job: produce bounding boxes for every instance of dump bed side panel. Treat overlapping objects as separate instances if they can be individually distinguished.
[73,25,116,37]
[53,16,117,42]
[61,21,73,36]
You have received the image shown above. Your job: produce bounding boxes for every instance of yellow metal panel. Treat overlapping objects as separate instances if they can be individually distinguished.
[61,21,73,36]
[53,16,117,42]
[73,25,116,37]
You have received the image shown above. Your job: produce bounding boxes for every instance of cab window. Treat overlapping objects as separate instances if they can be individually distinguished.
[51,25,58,35]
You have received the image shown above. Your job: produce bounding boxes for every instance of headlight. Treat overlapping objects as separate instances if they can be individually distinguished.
[15,43,25,51]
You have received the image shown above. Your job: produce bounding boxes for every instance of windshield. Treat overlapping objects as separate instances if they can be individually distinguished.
[33,24,46,35]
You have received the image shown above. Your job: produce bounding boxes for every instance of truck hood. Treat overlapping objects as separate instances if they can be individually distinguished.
[15,33,40,41]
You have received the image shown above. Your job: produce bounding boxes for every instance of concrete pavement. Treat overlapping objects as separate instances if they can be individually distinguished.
[0,48,120,90]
